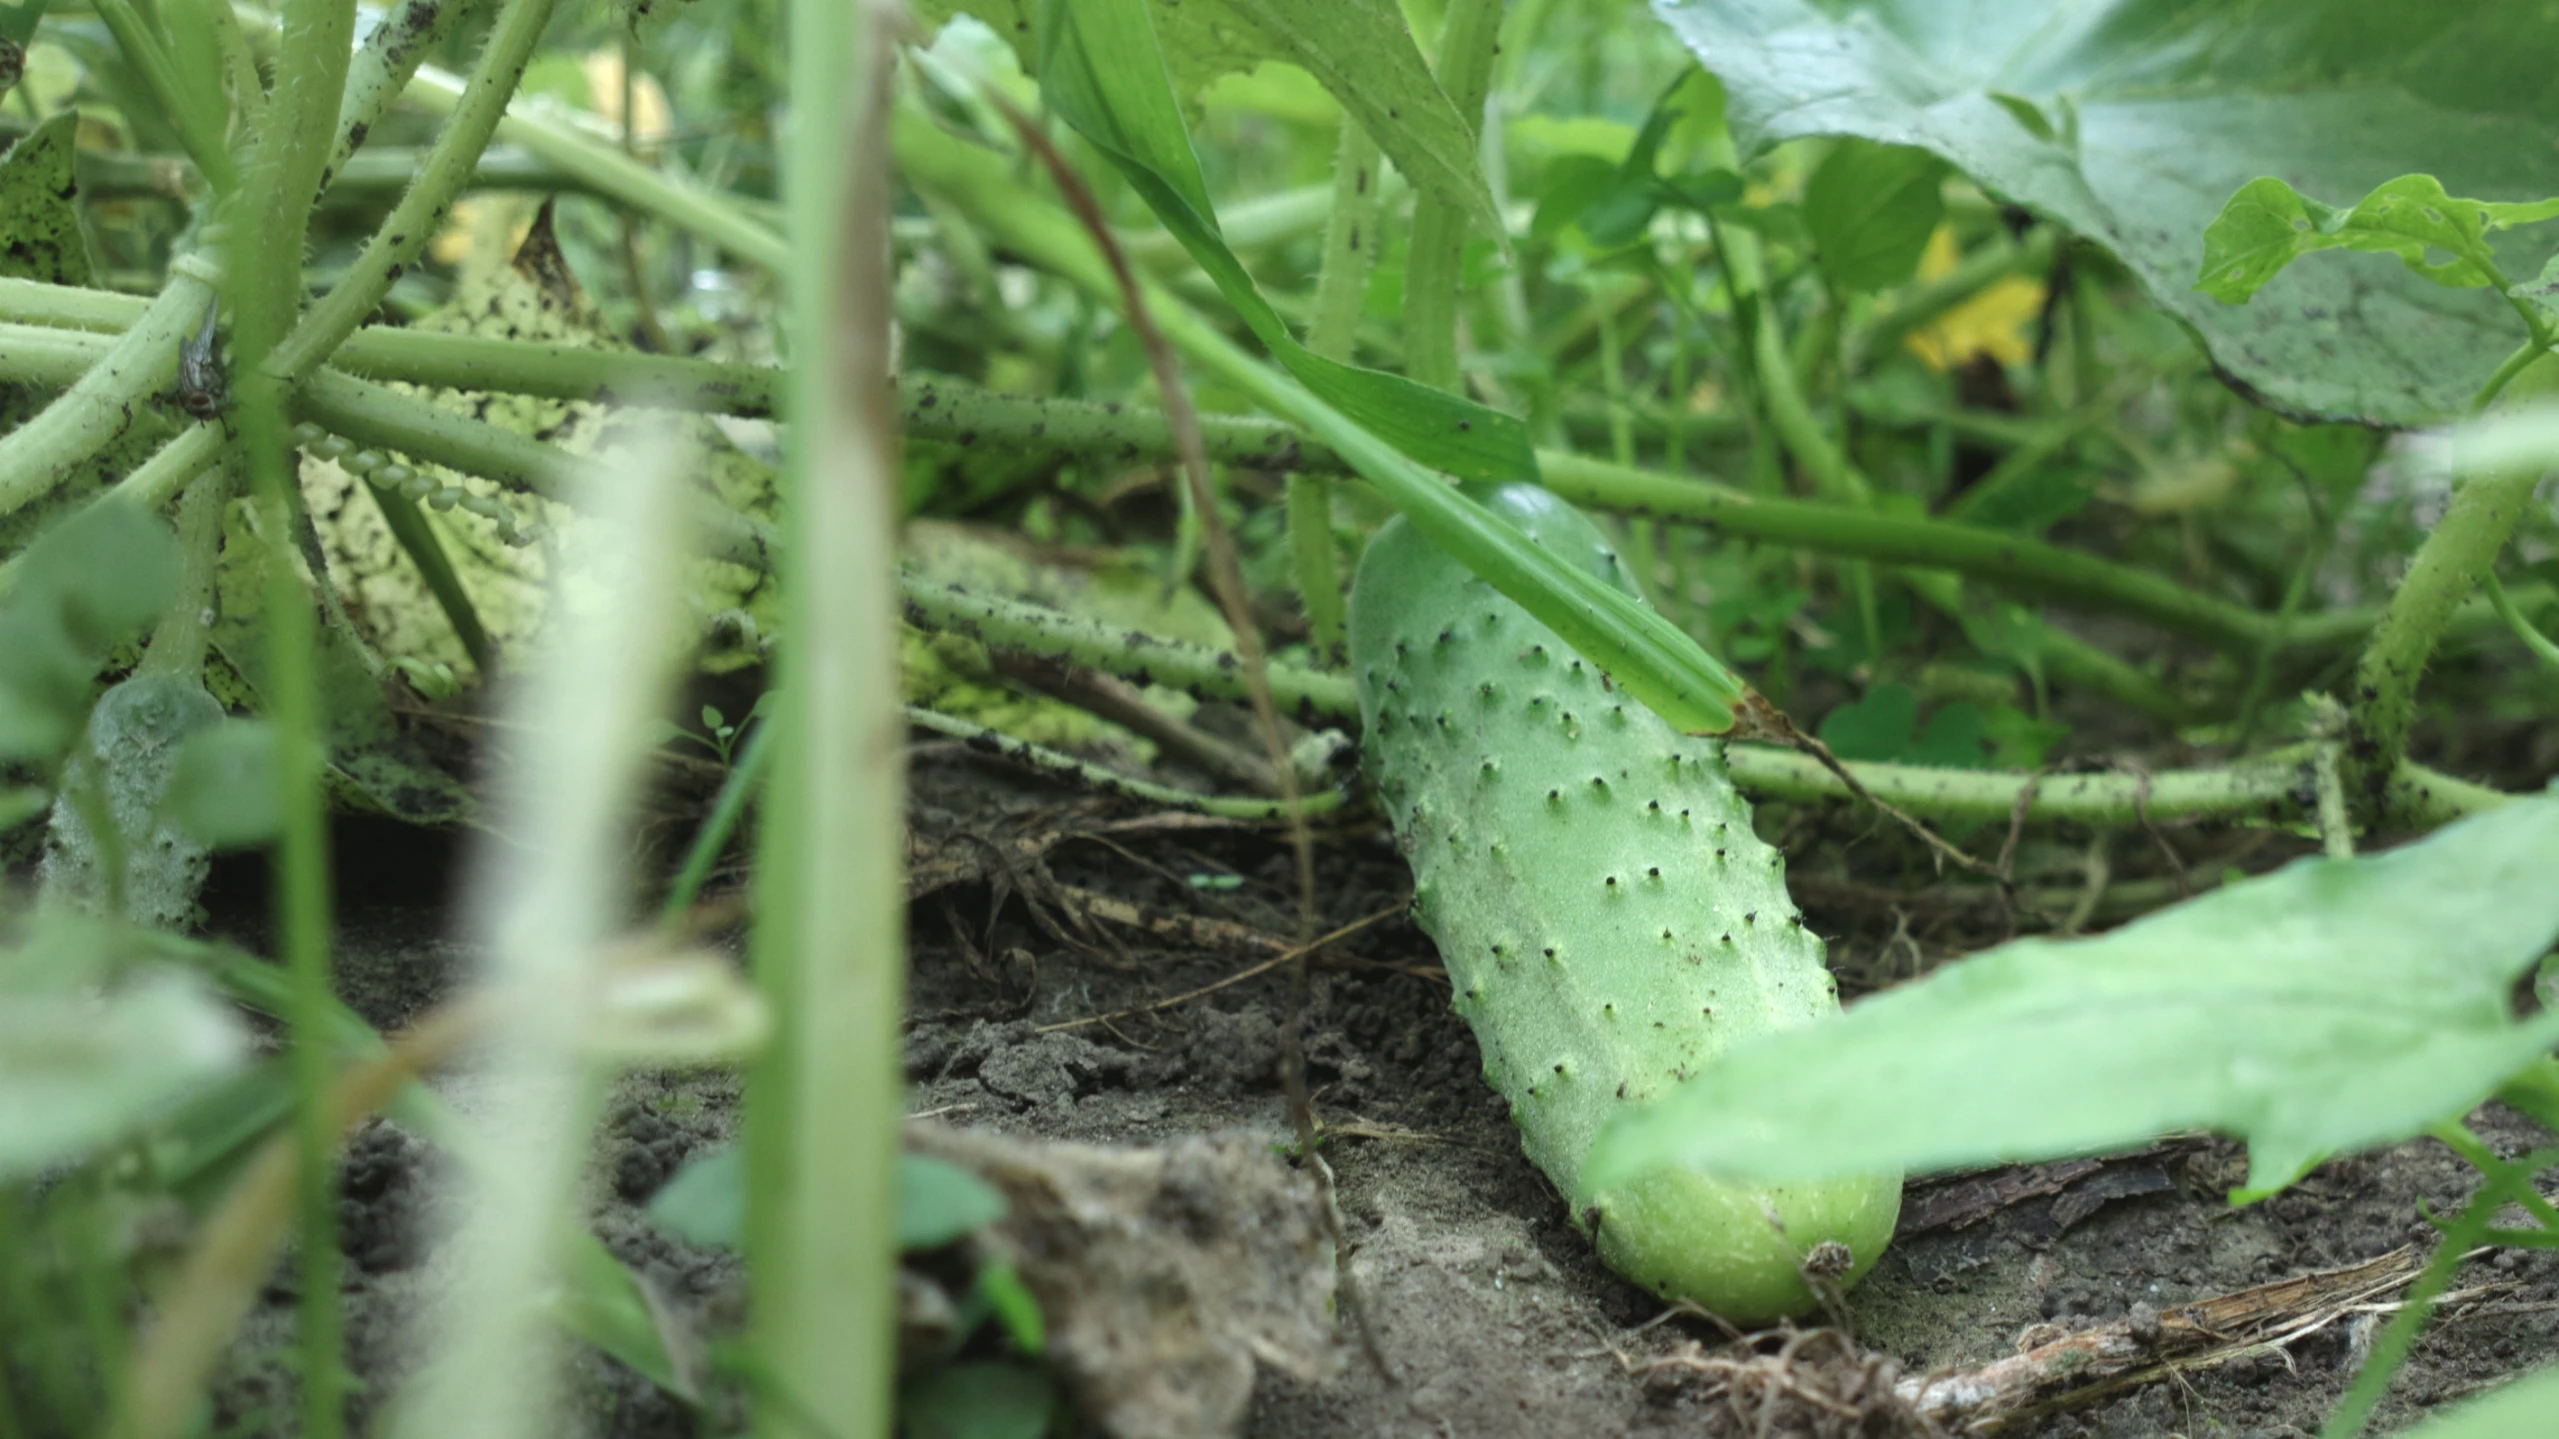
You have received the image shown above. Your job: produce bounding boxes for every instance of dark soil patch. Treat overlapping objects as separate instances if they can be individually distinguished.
[220,749,2559,1437]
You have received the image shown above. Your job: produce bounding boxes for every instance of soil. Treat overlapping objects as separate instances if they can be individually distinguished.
[202,738,2559,1439]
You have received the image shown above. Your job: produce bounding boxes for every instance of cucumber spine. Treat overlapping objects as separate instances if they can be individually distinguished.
[1349,483,1899,1322]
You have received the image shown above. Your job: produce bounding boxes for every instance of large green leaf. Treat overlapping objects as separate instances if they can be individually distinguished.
[1587,794,2559,1199]
[1649,0,2559,424]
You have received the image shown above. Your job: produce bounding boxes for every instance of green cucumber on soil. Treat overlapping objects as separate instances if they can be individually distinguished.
[1349,482,1900,1323]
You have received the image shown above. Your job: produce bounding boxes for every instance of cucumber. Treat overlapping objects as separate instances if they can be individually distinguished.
[1349,483,1899,1322]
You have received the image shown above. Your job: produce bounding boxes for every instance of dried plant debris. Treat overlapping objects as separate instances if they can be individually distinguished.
[907,1122,1337,1439]
[1626,1325,1938,1438]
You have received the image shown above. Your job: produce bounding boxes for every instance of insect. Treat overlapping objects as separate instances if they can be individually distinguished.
[1349,482,1900,1323]
[175,301,226,421]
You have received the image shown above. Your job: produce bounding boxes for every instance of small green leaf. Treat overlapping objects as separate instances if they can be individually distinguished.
[0,912,248,1181]
[167,720,282,849]
[969,1259,1047,1354]
[1908,703,1988,769]
[2200,173,2559,305]
[1986,91,2055,143]
[900,1152,1008,1249]
[1984,705,2069,769]
[0,504,181,762]
[2395,1367,2559,1439]
[1802,138,1946,292]
[2510,253,2559,324]
[1816,684,1919,763]
[901,1361,1054,1439]
[645,1145,744,1248]
[1588,796,2559,1199]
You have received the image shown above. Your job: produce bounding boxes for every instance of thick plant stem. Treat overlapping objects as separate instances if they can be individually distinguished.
[900,574,1358,720]
[1401,0,1503,393]
[745,2,901,1437]
[1289,116,1386,656]
[0,270,214,524]
[2345,355,2559,812]
[272,0,559,385]
[328,0,480,184]
[229,0,358,1427]
[906,707,1347,820]
[139,469,232,679]
[896,583,2510,831]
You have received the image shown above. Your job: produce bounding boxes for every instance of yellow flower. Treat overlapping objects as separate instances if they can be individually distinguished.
[1903,226,2046,371]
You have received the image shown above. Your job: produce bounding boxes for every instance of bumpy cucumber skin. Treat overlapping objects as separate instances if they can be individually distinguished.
[1350,484,1899,1323]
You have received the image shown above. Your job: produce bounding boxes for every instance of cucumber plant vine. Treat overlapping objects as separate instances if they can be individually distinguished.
[1,0,2557,1436]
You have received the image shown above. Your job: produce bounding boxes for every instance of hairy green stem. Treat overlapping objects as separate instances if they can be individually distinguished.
[139,468,231,679]
[328,0,482,186]
[230,0,359,1425]
[896,574,2509,831]
[89,0,236,192]
[272,0,559,386]
[907,707,1346,820]
[900,573,1358,720]
[288,368,777,570]
[1401,0,1503,393]
[401,63,787,273]
[0,269,214,523]
[2345,355,2558,810]
[2485,571,2559,674]
[748,1,901,1432]
[1288,116,1386,655]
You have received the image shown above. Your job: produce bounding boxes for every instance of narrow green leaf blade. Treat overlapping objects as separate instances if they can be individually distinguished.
[1588,796,2559,1197]
[1033,0,1539,483]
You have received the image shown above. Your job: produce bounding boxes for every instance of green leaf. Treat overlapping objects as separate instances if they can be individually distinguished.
[0,1,53,49]
[166,719,282,849]
[644,1148,1009,1253]
[0,912,247,1182]
[0,112,95,286]
[1213,0,1503,244]
[2396,1367,2559,1439]
[0,503,180,762]
[1650,0,2559,424]
[1816,683,1919,763]
[901,1361,1055,1439]
[921,0,1500,242]
[967,1260,1046,1354]
[1587,795,2559,1199]
[2511,252,2559,325]
[900,1152,1008,1249]
[646,1145,745,1248]
[1802,139,1946,292]
[2198,173,2559,304]
[1031,0,1539,484]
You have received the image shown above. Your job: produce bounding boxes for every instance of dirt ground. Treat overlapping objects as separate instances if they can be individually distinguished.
[202,737,2559,1439]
